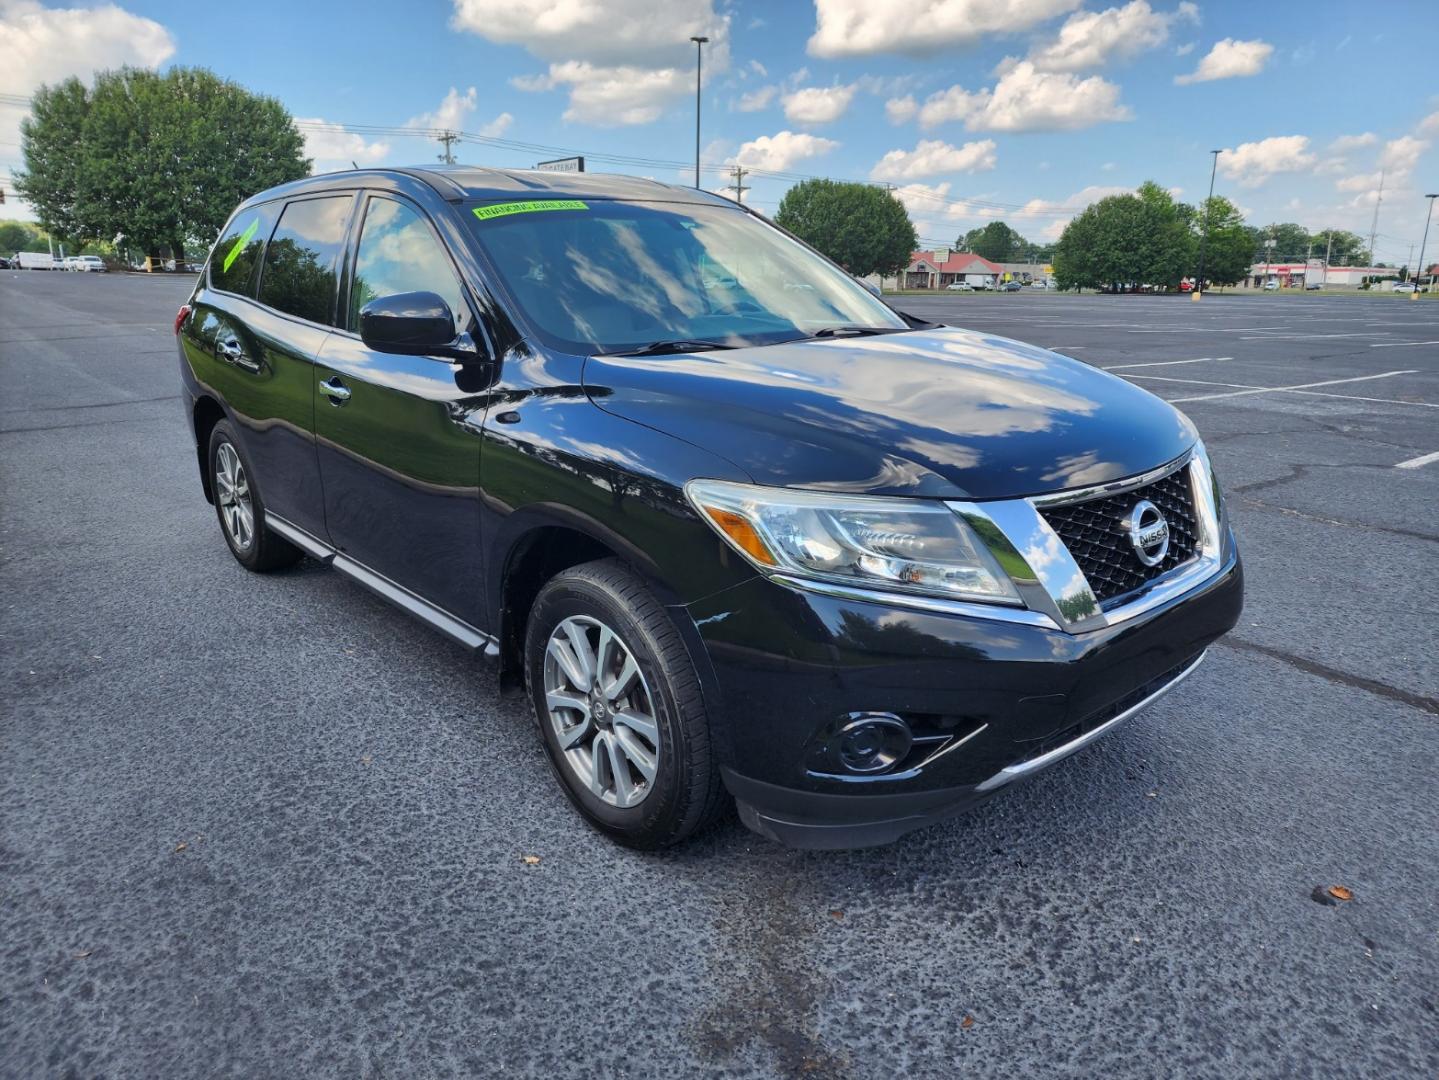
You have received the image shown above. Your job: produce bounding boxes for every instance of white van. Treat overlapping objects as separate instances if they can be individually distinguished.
[17,252,55,270]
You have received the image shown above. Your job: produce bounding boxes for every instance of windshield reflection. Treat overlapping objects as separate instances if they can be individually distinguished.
[468,199,907,355]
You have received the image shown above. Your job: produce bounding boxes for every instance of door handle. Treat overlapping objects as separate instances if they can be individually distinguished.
[217,337,258,371]
[319,376,351,403]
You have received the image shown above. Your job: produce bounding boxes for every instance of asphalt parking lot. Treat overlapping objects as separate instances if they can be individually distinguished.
[2,271,1436,1078]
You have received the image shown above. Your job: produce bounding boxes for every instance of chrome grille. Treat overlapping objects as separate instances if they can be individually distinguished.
[1038,468,1199,604]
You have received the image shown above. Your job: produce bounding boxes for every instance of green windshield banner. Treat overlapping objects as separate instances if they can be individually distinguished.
[221,218,259,273]
[472,200,588,221]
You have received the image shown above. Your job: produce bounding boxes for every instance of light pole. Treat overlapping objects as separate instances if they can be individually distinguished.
[690,36,708,189]
[1414,193,1438,300]
[1193,149,1221,301]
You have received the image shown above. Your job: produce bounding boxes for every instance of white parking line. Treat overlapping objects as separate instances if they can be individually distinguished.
[1167,370,1418,403]
[1395,450,1439,469]
[1105,356,1232,370]
[1283,390,1439,409]
[1125,326,1286,333]
[1371,340,1439,348]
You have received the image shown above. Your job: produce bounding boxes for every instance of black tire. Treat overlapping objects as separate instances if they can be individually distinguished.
[525,559,728,849]
[207,420,301,572]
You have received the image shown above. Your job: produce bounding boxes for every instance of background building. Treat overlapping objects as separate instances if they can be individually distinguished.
[901,249,1003,289]
[1247,261,1405,289]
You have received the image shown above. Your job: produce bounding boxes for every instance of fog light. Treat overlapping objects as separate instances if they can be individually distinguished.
[837,714,913,774]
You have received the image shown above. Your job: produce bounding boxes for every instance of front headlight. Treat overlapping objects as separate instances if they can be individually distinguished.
[685,479,1021,605]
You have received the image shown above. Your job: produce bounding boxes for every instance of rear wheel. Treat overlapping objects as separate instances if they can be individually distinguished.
[526,559,727,849]
[207,420,301,572]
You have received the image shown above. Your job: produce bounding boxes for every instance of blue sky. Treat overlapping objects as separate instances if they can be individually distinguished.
[3,0,1437,264]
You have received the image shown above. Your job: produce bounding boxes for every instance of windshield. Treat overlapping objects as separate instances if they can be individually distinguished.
[466,198,908,354]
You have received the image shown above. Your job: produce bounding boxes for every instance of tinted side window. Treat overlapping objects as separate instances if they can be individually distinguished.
[349,197,467,332]
[256,196,352,324]
[210,203,280,297]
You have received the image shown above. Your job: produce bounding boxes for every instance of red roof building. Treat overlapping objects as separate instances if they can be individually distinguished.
[903,250,1003,289]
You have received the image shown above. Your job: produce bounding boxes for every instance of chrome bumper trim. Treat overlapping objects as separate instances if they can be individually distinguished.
[975,649,1207,793]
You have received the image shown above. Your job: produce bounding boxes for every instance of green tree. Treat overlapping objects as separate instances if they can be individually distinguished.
[967,221,1023,262]
[775,179,918,278]
[1052,180,1194,291]
[1310,228,1366,266]
[17,66,309,264]
[1195,196,1251,287]
[1253,221,1311,262]
[0,221,44,253]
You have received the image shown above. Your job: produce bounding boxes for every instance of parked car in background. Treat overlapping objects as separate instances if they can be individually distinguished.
[0,256,11,269]
[68,255,108,272]
[177,166,1242,851]
[16,252,55,270]
[1262,281,1279,291]
[1030,280,1049,289]
[1389,281,1417,293]
[945,281,974,291]
[1305,282,1323,290]
[1000,281,1023,292]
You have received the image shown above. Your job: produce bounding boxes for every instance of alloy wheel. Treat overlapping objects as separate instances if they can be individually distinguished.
[214,441,255,552]
[542,615,660,809]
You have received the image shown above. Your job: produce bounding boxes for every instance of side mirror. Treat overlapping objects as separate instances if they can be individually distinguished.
[359,291,457,356]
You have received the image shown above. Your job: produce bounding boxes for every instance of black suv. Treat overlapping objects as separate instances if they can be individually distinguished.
[177,167,1242,850]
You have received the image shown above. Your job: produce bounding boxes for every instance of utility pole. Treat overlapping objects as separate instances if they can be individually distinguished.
[1322,231,1332,289]
[1414,193,1437,300]
[436,131,459,165]
[725,165,749,204]
[1193,149,1222,300]
[1367,169,1385,264]
[690,36,709,189]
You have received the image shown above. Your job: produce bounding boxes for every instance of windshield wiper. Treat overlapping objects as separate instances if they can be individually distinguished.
[807,326,909,338]
[604,339,738,357]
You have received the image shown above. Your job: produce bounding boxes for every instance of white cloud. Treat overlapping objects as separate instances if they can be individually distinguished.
[1175,38,1274,84]
[1175,41,1195,56]
[450,0,727,66]
[1017,184,1132,239]
[0,0,174,97]
[917,84,987,127]
[298,119,390,174]
[735,85,777,112]
[890,181,952,216]
[1419,111,1439,136]
[905,64,1130,132]
[1218,135,1316,187]
[885,95,918,124]
[453,0,728,125]
[1335,171,1382,193]
[1379,134,1427,175]
[1328,132,1377,153]
[513,61,692,126]
[870,138,998,180]
[807,0,1081,58]
[748,59,768,78]
[0,0,176,208]
[728,130,839,172]
[401,86,512,142]
[1028,0,1198,72]
[781,84,858,125]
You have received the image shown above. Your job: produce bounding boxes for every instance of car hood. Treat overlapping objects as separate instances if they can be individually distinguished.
[582,326,1197,501]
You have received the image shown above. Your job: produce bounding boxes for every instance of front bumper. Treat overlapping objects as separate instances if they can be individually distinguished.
[686,544,1243,849]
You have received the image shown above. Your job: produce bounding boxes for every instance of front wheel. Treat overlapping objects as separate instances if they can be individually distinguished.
[525,559,727,849]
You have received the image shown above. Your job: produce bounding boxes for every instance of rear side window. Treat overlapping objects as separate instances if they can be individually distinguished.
[349,197,467,331]
[210,203,280,296]
[256,196,352,324]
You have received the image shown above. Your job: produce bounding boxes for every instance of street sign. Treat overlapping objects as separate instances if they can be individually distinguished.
[536,156,584,173]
